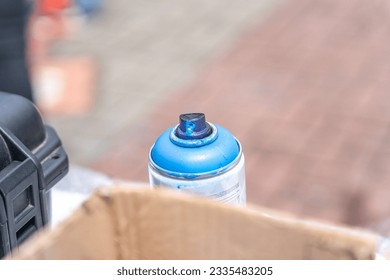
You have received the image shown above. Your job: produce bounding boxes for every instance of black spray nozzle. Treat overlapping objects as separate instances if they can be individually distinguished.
[176,113,212,140]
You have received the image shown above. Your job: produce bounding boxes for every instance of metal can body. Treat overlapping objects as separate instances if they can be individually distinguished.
[148,113,246,206]
[149,153,246,205]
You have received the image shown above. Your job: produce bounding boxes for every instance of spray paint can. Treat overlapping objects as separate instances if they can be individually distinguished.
[149,113,246,205]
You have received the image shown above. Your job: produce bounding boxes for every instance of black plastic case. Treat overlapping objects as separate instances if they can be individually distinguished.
[0,92,69,258]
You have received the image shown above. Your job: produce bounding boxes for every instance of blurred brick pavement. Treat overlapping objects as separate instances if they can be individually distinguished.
[47,0,277,165]
[92,0,390,231]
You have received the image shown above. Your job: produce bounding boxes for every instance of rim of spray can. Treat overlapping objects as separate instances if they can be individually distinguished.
[149,113,246,205]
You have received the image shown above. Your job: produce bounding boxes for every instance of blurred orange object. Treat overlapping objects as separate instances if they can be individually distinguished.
[38,0,71,15]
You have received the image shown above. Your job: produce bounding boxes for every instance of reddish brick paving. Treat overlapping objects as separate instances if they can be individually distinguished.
[34,57,96,116]
[93,0,390,230]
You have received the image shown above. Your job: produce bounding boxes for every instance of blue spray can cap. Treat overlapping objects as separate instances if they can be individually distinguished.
[150,112,241,178]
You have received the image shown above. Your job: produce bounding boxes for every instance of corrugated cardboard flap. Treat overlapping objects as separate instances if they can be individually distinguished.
[14,187,378,259]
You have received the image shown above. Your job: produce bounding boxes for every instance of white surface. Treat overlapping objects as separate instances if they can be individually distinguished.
[50,164,148,227]
[51,190,87,227]
[2,260,390,279]
[51,164,114,227]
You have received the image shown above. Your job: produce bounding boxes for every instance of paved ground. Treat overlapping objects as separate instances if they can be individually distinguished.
[47,0,278,164]
[47,0,390,233]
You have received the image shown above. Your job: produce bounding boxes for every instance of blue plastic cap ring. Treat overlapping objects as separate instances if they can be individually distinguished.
[170,123,218,148]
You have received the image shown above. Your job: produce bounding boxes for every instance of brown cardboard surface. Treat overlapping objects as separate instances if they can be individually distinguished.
[13,191,118,259]
[14,187,378,260]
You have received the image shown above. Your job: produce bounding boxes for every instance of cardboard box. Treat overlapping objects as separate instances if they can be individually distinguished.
[13,186,380,259]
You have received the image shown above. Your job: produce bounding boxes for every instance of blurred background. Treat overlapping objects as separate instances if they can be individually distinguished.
[26,0,390,233]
